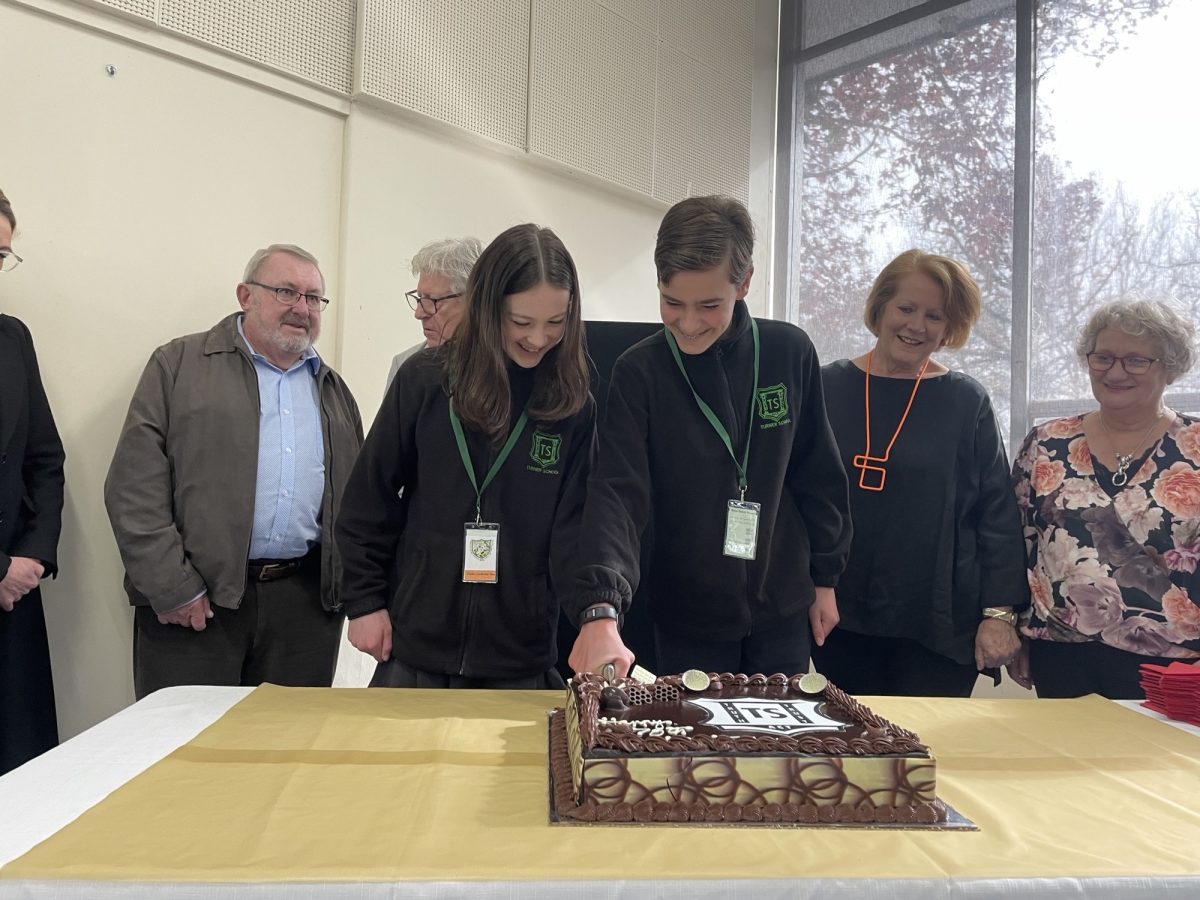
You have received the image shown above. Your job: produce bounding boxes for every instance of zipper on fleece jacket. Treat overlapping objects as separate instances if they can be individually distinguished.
[715,339,753,632]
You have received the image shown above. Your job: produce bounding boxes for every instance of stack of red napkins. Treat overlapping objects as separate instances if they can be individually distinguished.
[1140,661,1200,725]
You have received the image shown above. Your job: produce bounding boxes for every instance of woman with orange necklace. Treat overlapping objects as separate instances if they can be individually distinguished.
[813,250,1027,696]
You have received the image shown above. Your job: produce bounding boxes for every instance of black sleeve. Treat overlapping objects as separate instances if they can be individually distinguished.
[549,396,597,606]
[784,335,851,587]
[973,391,1031,612]
[334,360,424,619]
[566,357,652,622]
[8,319,66,577]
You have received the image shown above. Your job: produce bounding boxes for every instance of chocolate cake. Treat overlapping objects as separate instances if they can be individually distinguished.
[550,671,946,825]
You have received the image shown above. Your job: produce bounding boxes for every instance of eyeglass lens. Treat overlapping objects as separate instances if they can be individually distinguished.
[1089,353,1152,374]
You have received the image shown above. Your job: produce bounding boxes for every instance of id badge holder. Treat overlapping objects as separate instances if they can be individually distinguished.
[723,499,761,560]
[463,523,500,583]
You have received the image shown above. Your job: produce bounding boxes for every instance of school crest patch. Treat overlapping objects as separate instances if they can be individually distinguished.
[529,430,562,470]
[755,383,789,423]
[470,539,493,561]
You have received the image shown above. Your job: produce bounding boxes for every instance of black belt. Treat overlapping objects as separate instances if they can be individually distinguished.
[247,548,317,583]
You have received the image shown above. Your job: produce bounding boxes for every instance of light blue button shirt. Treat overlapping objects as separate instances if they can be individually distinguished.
[237,316,325,560]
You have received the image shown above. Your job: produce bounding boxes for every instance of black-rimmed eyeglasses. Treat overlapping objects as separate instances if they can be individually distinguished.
[1086,352,1160,375]
[0,250,23,274]
[247,281,329,310]
[406,289,463,315]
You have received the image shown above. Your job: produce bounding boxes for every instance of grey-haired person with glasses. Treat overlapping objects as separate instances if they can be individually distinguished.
[1010,298,1200,698]
[105,243,363,698]
[386,237,483,388]
[0,187,66,774]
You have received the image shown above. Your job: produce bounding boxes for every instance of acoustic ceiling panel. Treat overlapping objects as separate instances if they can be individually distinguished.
[358,0,528,150]
[87,0,156,21]
[657,0,754,81]
[159,0,355,94]
[594,0,659,31]
[653,44,752,206]
[529,0,656,195]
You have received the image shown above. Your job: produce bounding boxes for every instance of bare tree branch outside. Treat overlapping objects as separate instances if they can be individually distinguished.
[788,0,1200,446]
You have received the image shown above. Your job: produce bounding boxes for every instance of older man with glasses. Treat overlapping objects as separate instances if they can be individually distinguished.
[105,244,363,698]
[386,237,483,388]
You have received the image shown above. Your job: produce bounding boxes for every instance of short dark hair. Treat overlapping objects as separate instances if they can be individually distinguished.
[448,224,589,440]
[0,188,15,231]
[655,195,754,285]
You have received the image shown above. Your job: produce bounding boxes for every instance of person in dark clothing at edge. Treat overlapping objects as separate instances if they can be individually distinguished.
[566,195,852,679]
[336,224,595,688]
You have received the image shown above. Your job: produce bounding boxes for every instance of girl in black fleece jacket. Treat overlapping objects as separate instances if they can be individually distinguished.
[336,224,595,687]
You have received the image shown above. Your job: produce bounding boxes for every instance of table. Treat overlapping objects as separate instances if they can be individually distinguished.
[2,686,1199,899]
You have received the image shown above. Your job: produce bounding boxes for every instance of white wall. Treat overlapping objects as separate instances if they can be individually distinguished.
[3,0,787,733]
[2,1,345,736]
[336,104,668,422]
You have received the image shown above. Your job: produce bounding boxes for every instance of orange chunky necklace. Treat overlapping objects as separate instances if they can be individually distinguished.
[852,350,932,491]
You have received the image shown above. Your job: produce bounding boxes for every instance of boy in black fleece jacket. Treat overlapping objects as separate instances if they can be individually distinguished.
[567,196,851,678]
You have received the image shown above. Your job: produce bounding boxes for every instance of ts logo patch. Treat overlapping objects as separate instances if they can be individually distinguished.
[470,538,493,561]
[529,430,562,471]
[755,383,789,424]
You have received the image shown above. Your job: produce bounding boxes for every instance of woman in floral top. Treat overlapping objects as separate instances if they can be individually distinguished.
[1011,299,1200,698]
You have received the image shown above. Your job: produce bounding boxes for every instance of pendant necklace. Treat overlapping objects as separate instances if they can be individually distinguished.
[1098,410,1163,487]
[852,350,931,491]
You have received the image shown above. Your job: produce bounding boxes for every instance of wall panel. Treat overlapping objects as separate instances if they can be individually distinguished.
[357,0,529,149]
[654,46,753,204]
[529,0,656,194]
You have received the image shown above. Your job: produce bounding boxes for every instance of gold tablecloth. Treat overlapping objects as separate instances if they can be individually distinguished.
[4,684,1200,883]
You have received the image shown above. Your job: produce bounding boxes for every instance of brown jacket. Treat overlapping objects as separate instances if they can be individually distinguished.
[104,313,362,613]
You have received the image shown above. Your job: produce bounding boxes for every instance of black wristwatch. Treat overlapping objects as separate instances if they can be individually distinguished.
[579,604,619,628]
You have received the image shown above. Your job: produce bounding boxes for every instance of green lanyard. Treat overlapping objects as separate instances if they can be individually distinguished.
[663,317,760,500]
[448,398,529,524]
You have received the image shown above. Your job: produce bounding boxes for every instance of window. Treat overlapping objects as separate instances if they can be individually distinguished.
[781,0,1200,448]
[1031,0,1200,417]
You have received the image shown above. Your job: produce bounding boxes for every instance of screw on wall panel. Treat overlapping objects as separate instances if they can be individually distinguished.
[105,65,117,76]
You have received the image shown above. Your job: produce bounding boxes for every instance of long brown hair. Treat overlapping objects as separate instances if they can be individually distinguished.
[447,224,589,441]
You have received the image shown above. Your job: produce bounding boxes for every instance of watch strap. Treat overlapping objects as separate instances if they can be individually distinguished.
[579,604,619,628]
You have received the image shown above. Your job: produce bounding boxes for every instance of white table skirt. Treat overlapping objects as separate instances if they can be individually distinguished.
[1,689,1197,900]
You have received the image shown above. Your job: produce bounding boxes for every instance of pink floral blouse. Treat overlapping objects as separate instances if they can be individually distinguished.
[1013,413,1200,659]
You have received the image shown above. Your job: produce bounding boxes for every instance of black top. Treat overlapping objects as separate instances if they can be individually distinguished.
[570,301,852,640]
[0,314,65,578]
[821,358,1028,665]
[335,349,596,679]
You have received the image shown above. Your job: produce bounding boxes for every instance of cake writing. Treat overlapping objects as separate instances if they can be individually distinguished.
[599,717,695,738]
[687,698,849,736]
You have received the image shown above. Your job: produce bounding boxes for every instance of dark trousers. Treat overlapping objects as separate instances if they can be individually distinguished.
[133,555,342,699]
[370,658,566,690]
[653,612,812,676]
[1028,638,1181,700]
[812,628,978,698]
[0,587,58,775]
